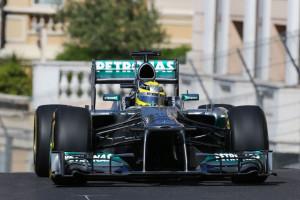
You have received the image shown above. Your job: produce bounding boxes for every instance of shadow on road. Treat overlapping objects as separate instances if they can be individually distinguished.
[56,180,285,188]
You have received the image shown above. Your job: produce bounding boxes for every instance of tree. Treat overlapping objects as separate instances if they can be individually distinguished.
[57,0,165,60]
[0,55,31,96]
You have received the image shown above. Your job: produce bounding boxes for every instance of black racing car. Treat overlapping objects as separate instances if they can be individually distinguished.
[34,51,273,185]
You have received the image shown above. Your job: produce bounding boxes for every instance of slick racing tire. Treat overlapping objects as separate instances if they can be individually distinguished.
[228,105,269,184]
[51,106,91,185]
[198,104,234,111]
[34,105,68,177]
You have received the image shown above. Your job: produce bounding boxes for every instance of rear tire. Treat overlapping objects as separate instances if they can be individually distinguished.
[51,106,91,185]
[228,105,269,184]
[34,105,68,177]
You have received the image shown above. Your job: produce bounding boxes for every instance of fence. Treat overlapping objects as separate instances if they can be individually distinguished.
[0,111,33,172]
[0,93,33,172]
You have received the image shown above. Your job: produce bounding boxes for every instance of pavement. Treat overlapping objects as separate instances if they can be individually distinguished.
[1,169,300,200]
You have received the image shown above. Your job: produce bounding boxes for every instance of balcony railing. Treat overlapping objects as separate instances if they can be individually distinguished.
[29,14,64,35]
[32,61,130,108]
[3,4,65,35]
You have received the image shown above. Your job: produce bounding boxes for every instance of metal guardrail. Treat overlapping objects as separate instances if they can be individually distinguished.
[0,127,32,141]
[0,109,33,172]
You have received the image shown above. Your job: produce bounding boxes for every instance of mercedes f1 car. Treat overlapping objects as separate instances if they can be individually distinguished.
[34,51,273,185]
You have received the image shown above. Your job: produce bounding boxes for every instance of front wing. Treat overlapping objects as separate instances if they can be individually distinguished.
[50,150,273,181]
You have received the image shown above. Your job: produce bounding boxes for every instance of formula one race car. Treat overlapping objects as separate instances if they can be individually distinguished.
[34,51,273,185]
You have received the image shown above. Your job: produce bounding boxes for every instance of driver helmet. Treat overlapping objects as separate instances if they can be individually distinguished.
[135,81,166,106]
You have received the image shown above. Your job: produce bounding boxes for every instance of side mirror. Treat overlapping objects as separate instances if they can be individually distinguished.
[181,93,199,101]
[103,94,121,101]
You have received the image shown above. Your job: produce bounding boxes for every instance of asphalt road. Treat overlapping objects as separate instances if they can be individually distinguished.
[1,169,299,200]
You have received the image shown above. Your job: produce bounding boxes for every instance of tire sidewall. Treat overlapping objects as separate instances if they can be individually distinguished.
[34,105,68,177]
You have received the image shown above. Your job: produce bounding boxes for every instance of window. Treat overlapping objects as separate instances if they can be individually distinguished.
[232,21,243,40]
[34,0,63,5]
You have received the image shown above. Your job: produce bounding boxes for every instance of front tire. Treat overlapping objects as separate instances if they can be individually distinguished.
[228,105,269,183]
[51,106,91,185]
[34,105,68,177]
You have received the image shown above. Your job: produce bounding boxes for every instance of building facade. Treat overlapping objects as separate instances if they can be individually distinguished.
[189,0,300,84]
[187,0,300,153]
[0,0,65,60]
[0,0,193,60]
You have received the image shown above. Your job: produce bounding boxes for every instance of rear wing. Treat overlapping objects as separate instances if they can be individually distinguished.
[91,60,179,84]
[90,59,179,111]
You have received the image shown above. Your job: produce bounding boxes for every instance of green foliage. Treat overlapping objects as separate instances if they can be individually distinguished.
[160,46,191,63]
[57,0,165,60]
[56,44,133,60]
[56,44,92,61]
[0,56,31,96]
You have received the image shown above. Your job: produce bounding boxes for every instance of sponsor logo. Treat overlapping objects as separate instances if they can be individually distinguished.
[64,153,114,163]
[93,153,113,162]
[105,96,117,100]
[214,153,238,161]
[65,155,87,163]
[182,94,199,101]
[95,60,175,72]
[103,95,120,101]
[214,153,261,161]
